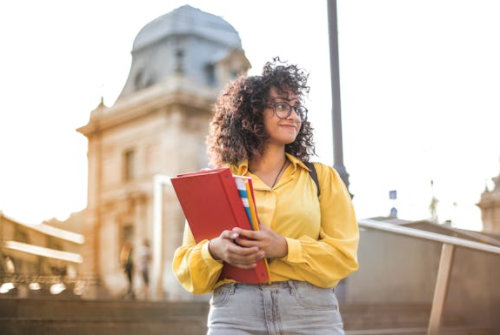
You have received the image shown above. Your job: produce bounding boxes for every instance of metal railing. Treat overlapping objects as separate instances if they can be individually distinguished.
[358,218,500,335]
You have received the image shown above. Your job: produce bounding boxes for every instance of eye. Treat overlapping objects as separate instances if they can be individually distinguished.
[296,106,308,119]
[274,102,288,111]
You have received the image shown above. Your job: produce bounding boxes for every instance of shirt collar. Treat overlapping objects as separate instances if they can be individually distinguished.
[233,160,249,175]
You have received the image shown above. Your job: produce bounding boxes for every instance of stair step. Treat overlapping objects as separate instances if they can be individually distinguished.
[0,298,493,335]
[346,328,427,335]
[0,298,208,321]
[346,327,492,335]
[0,319,205,335]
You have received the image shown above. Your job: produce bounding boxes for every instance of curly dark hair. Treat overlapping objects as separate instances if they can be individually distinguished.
[206,58,316,167]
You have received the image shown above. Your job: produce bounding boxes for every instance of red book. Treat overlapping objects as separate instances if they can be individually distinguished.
[170,167,270,284]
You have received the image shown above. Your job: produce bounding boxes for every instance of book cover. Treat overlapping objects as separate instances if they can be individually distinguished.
[171,168,269,284]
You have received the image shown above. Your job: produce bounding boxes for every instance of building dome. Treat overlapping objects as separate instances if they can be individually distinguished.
[133,5,242,51]
[117,5,248,100]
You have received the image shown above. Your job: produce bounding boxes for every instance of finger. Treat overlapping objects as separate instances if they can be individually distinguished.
[227,251,265,268]
[220,230,239,240]
[234,237,260,248]
[258,224,271,232]
[226,244,263,259]
[229,244,260,256]
[232,227,254,235]
[234,228,260,240]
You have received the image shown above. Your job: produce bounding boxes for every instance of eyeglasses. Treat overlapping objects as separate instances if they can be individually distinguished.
[267,101,308,121]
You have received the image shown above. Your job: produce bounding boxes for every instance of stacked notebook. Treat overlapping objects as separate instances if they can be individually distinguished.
[170,168,269,284]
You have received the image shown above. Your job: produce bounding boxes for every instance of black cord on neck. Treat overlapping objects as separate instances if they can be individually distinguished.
[271,159,288,188]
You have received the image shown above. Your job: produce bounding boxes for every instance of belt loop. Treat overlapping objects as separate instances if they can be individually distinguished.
[229,282,236,295]
[287,280,297,295]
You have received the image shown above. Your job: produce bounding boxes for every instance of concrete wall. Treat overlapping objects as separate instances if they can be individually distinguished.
[347,229,440,303]
[347,228,500,331]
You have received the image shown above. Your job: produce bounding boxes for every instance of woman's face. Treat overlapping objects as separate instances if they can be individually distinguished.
[263,87,302,146]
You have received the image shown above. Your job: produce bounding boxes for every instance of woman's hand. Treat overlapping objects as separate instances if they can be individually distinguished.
[232,225,288,259]
[208,230,265,269]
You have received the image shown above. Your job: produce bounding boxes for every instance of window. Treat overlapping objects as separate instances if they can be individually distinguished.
[134,71,143,89]
[123,149,136,181]
[205,64,216,86]
[122,225,134,246]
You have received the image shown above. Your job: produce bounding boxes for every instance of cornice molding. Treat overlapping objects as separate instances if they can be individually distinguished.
[77,75,218,137]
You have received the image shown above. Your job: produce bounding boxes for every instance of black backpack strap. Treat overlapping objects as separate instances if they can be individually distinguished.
[305,161,320,197]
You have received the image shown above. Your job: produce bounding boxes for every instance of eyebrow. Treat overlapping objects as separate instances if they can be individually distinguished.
[270,95,300,101]
[271,97,301,105]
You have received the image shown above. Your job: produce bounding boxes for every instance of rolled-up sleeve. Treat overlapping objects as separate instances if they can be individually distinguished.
[172,223,224,294]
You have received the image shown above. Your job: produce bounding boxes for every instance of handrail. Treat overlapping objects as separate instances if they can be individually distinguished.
[0,274,99,286]
[357,218,500,335]
[358,219,500,255]
[0,212,84,244]
[3,241,83,263]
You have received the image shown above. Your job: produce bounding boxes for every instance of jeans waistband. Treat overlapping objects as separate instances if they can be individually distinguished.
[227,280,321,291]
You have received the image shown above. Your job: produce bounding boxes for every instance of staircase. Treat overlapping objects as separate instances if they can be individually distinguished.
[342,303,491,335]
[342,303,429,334]
[0,298,492,335]
[0,297,209,335]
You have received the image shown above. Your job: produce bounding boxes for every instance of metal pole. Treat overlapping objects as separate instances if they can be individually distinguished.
[327,0,352,197]
[428,243,455,335]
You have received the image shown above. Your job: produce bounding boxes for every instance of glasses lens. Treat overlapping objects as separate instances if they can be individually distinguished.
[297,106,307,120]
[274,102,290,118]
[271,102,307,120]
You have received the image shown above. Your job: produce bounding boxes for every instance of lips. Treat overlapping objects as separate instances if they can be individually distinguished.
[281,123,297,130]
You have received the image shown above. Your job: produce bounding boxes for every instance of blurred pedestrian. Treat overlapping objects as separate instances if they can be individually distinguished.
[120,241,134,299]
[137,238,152,299]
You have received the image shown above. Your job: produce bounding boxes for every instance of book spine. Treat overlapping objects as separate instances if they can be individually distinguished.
[218,171,252,230]
[245,181,260,230]
[235,178,254,229]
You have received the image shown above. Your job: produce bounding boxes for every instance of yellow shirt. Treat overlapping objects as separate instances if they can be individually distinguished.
[172,153,359,295]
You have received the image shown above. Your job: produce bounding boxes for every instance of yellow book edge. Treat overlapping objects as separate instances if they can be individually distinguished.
[244,178,271,281]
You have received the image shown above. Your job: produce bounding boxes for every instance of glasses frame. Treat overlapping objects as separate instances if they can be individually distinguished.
[267,101,308,121]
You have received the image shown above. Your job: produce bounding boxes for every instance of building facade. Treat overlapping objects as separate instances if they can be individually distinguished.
[77,5,250,300]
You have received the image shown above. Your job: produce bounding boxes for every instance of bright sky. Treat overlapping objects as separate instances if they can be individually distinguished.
[1,1,499,231]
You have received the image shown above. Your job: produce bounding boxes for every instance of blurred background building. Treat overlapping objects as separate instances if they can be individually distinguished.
[75,5,250,300]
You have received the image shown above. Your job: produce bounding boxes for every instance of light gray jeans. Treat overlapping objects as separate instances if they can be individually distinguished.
[207,281,344,335]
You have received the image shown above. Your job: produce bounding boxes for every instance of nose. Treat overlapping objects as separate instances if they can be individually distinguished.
[287,107,302,122]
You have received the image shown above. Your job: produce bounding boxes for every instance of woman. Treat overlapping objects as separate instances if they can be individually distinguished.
[173,58,359,334]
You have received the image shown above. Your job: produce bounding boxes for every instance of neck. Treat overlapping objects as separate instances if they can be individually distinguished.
[249,146,286,175]
[248,147,288,188]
